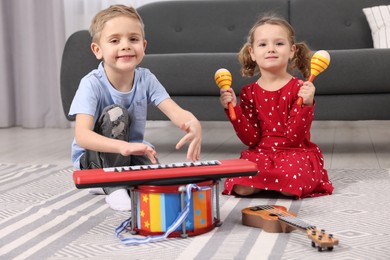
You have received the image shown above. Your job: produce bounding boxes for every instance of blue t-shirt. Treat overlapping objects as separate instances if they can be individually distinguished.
[69,62,170,168]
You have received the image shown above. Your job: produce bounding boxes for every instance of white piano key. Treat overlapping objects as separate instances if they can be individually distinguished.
[103,160,221,172]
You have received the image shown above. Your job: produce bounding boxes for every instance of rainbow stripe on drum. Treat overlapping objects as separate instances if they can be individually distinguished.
[136,188,214,233]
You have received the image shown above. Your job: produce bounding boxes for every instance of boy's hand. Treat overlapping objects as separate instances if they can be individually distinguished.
[120,142,157,164]
[175,119,202,161]
[298,80,315,106]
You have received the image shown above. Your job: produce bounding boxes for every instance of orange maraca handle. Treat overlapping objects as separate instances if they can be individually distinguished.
[227,103,236,121]
[215,68,236,121]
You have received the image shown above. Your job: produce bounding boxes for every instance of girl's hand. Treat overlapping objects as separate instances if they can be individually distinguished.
[298,80,315,106]
[219,88,237,109]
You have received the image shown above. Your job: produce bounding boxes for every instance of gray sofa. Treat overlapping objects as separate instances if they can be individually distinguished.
[61,0,390,121]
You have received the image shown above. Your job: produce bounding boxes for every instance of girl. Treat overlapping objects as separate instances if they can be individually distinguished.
[219,15,333,198]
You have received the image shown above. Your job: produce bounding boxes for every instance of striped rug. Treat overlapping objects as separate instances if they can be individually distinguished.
[0,164,389,259]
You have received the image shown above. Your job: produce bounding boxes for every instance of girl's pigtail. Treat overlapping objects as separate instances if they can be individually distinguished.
[238,43,258,77]
[291,42,311,79]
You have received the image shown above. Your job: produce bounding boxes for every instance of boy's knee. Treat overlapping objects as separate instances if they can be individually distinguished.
[98,105,130,140]
[102,105,128,125]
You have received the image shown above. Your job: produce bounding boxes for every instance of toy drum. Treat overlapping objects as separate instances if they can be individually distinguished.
[131,180,220,237]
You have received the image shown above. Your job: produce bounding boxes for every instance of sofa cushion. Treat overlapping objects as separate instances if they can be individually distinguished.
[290,0,390,50]
[363,5,390,48]
[315,94,390,120]
[137,0,289,54]
[313,49,390,95]
[140,53,254,96]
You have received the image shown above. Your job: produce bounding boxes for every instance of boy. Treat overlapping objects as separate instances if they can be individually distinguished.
[69,5,202,211]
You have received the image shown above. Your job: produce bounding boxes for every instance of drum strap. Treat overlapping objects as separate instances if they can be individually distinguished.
[115,183,211,245]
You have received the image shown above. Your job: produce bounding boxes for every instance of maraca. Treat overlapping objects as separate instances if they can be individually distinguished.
[215,68,236,121]
[296,50,330,106]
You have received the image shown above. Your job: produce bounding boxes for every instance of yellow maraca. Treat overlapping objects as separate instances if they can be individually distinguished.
[215,68,236,121]
[296,50,330,106]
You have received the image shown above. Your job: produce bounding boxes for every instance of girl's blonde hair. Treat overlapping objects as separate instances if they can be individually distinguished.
[89,5,145,43]
[239,15,311,79]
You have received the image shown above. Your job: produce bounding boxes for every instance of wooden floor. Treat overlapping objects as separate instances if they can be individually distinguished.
[1,120,390,169]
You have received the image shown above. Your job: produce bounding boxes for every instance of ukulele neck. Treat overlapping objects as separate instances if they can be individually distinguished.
[274,208,339,250]
[242,205,339,251]
[277,215,315,231]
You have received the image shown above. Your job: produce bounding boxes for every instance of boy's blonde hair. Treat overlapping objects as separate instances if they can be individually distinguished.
[239,15,311,79]
[89,5,145,43]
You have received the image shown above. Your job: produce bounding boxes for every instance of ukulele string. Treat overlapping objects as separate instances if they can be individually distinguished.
[261,205,314,230]
[261,205,296,218]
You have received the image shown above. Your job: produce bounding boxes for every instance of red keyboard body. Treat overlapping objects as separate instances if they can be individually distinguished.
[73,159,258,188]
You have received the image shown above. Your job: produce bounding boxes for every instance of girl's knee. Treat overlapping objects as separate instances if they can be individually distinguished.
[233,185,261,196]
[280,191,294,197]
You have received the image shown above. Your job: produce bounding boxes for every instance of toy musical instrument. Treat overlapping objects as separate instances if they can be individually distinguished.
[296,50,331,106]
[74,159,257,242]
[132,180,218,238]
[242,205,339,251]
[73,159,258,188]
[215,68,237,121]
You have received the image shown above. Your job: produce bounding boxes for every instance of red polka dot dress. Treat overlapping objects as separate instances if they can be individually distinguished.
[223,77,334,198]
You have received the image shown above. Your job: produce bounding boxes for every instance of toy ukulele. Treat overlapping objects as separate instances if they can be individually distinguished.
[296,50,331,106]
[242,205,339,251]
